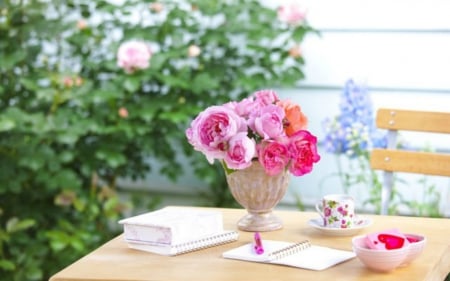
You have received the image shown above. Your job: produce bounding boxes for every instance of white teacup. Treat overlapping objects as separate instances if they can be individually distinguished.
[315,194,356,228]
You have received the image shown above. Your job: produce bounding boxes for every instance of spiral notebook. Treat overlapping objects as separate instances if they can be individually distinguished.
[222,240,356,271]
[125,230,239,256]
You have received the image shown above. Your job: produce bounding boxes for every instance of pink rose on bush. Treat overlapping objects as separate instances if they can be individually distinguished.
[117,40,152,73]
[186,89,320,177]
[277,4,306,26]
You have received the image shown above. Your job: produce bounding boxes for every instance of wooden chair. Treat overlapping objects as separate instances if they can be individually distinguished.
[370,108,450,215]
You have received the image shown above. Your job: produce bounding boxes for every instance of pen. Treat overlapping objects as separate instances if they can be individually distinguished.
[253,232,264,255]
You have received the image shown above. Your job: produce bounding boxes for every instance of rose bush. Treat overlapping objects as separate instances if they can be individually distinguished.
[0,0,314,280]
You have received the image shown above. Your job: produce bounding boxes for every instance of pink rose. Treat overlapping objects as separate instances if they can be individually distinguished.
[277,4,306,26]
[224,132,256,169]
[258,140,290,176]
[253,104,285,140]
[117,41,152,73]
[233,97,259,118]
[253,89,279,106]
[288,130,320,176]
[186,105,246,163]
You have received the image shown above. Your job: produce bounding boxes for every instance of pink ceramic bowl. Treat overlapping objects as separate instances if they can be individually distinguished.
[352,235,410,272]
[402,233,427,265]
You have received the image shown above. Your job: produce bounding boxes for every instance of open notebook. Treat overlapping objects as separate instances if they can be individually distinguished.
[222,240,356,271]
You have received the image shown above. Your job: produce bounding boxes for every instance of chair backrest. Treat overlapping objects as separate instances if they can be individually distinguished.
[370,108,450,215]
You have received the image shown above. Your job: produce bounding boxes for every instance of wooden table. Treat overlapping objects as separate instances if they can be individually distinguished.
[49,206,450,281]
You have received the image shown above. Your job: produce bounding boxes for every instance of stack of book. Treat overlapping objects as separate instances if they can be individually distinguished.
[118,208,239,256]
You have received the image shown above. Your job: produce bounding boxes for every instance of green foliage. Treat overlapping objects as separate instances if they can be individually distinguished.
[0,0,312,280]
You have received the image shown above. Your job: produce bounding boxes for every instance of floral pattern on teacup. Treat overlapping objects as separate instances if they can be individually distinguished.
[323,200,354,228]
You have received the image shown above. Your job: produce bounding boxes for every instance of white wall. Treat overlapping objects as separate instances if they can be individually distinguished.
[280,0,450,216]
[120,0,450,216]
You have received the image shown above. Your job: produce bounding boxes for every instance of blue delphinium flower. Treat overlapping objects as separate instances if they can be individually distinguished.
[322,79,386,158]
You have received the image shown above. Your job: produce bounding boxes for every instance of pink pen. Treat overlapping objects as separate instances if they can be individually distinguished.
[253,232,264,255]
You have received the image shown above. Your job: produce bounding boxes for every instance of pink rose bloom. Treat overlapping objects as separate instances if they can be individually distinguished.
[258,140,290,176]
[117,41,152,73]
[233,97,259,118]
[224,132,256,170]
[277,4,306,26]
[186,105,246,163]
[253,104,285,140]
[288,130,320,176]
[253,89,279,106]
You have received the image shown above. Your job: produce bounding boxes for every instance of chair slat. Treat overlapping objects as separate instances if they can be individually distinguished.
[376,108,450,133]
[371,149,450,177]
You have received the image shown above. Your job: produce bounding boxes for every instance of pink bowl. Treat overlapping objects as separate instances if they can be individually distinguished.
[352,235,410,272]
[402,233,426,265]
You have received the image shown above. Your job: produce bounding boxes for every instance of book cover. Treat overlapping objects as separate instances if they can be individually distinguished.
[119,208,223,245]
[222,240,356,271]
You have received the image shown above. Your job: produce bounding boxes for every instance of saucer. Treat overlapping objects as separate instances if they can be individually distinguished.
[308,217,372,237]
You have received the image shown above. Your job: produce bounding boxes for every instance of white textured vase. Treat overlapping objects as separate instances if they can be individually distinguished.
[225,162,290,232]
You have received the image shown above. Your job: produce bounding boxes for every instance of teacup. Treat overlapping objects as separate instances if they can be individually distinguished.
[315,194,356,228]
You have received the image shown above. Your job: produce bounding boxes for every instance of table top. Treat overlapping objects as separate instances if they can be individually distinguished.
[49,206,450,281]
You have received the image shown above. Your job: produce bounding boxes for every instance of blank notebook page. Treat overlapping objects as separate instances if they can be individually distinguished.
[222,240,356,271]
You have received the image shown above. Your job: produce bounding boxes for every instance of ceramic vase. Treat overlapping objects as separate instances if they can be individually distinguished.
[225,161,290,232]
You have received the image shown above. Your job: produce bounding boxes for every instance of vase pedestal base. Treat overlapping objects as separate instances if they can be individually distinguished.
[237,211,283,232]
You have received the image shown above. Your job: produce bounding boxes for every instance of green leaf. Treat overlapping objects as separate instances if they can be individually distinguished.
[0,118,15,131]
[95,150,127,168]
[293,27,307,42]
[59,151,75,163]
[70,239,85,252]
[149,53,167,71]
[6,218,36,233]
[50,240,67,252]
[192,73,219,92]
[123,76,141,92]
[20,78,40,91]
[0,260,16,271]
[56,131,80,145]
[0,50,26,69]
[159,110,189,123]
[25,267,43,280]
[19,156,46,171]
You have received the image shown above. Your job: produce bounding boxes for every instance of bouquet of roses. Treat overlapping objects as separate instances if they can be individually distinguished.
[186,89,320,177]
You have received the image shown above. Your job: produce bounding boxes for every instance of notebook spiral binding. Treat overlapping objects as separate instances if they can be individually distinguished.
[174,231,239,255]
[267,240,311,260]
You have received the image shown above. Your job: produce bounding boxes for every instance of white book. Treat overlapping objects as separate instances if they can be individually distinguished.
[222,240,356,271]
[118,208,223,245]
[125,230,239,256]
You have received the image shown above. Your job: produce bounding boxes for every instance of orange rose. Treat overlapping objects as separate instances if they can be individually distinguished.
[277,99,308,136]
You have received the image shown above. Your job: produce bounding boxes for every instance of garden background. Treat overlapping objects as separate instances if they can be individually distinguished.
[1,0,449,281]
